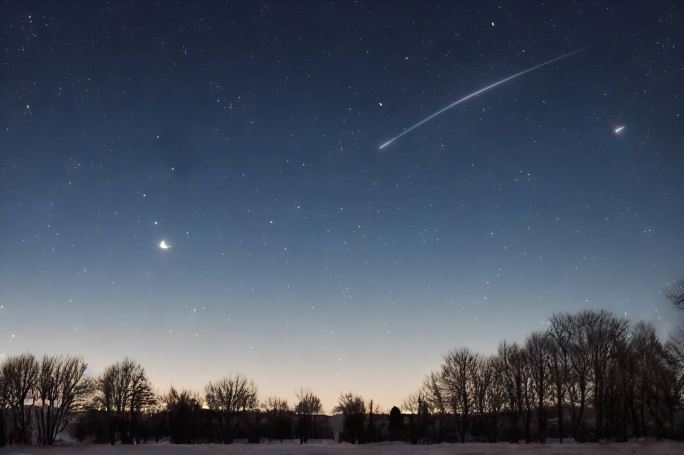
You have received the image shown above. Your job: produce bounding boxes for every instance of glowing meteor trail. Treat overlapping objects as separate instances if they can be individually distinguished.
[379,46,591,150]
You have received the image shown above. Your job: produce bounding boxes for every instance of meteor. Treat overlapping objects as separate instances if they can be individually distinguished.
[379,46,592,150]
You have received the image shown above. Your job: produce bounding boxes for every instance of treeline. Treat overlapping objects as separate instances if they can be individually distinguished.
[0,309,682,446]
[0,358,333,446]
[71,378,335,445]
[404,310,684,443]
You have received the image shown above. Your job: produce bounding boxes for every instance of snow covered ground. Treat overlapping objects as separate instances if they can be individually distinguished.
[1,441,682,455]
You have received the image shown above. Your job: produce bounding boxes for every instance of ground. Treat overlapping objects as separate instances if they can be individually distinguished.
[1,441,682,455]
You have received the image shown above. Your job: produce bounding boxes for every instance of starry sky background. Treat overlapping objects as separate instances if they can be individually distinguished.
[1,1,683,410]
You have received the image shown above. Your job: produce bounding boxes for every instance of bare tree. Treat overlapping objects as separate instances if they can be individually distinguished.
[204,373,258,443]
[263,396,289,413]
[472,356,494,441]
[525,332,550,442]
[583,310,629,439]
[34,355,92,445]
[402,389,429,444]
[422,371,447,441]
[629,321,680,438]
[484,359,506,442]
[441,347,477,442]
[294,388,322,443]
[0,371,7,447]
[401,389,428,414]
[367,398,380,442]
[334,392,366,443]
[262,396,291,442]
[497,342,529,442]
[472,356,493,419]
[1,354,38,444]
[94,358,155,444]
[666,325,684,397]
[163,387,203,444]
[294,388,322,415]
[665,324,684,432]
[566,313,591,441]
[548,313,573,443]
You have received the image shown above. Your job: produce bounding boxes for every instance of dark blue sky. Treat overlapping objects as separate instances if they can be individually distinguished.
[1,1,682,408]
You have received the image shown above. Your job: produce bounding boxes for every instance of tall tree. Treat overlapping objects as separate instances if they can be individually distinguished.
[388,406,403,441]
[204,373,258,443]
[34,355,92,445]
[484,360,506,442]
[566,313,591,441]
[1,354,38,444]
[294,388,322,443]
[441,347,477,442]
[163,387,202,444]
[472,356,495,441]
[422,371,447,441]
[94,358,155,445]
[334,392,366,444]
[525,332,550,442]
[0,372,6,447]
[402,390,429,444]
[262,396,292,442]
[497,342,529,443]
[583,310,629,439]
[548,314,573,443]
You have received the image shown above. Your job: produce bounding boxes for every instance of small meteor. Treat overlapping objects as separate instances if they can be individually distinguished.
[159,240,172,250]
[613,125,626,135]
[379,46,592,150]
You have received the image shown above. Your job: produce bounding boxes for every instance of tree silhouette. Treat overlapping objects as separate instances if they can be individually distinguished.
[548,313,572,443]
[525,332,550,442]
[665,325,684,430]
[333,392,365,443]
[470,355,498,442]
[441,347,478,442]
[388,406,403,441]
[0,308,682,447]
[262,396,292,442]
[422,371,447,442]
[1,354,38,444]
[34,355,92,445]
[204,373,258,443]
[366,399,381,442]
[294,388,322,444]
[402,390,429,444]
[163,387,202,444]
[94,358,155,445]
[565,313,591,442]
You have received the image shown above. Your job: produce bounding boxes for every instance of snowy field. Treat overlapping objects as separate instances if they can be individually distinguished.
[1,441,682,455]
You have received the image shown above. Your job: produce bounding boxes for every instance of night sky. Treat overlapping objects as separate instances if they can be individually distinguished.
[1,1,683,410]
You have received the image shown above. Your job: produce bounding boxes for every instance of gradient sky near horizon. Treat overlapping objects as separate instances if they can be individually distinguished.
[1,1,683,411]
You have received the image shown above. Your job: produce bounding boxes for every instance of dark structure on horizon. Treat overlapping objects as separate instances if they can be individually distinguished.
[0,308,682,446]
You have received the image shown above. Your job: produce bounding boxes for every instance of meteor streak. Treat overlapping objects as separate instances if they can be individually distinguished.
[379,46,591,150]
